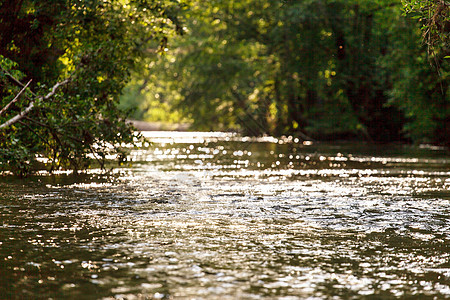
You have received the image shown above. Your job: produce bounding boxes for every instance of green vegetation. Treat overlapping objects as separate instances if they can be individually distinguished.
[1,0,448,176]
[122,0,449,144]
[403,0,450,55]
[0,0,184,175]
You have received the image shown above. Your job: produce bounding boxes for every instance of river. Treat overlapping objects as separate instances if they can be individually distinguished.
[1,131,449,299]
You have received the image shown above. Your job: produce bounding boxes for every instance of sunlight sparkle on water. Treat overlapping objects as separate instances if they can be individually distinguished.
[1,132,449,299]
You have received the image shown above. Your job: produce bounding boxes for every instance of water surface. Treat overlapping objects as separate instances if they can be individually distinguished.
[1,132,449,299]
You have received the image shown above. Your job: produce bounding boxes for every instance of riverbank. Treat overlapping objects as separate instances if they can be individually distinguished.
[127,120,449,152]
[127,119,191,131]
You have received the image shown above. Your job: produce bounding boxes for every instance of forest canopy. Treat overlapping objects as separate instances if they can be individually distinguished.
[0,0,449,176]
[122,0,449,144]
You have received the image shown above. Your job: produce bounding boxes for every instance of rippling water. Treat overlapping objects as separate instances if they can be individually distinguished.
[1,132,449,299]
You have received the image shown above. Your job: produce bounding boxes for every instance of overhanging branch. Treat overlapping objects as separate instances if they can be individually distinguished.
[0,78,70,130]
[0,65,37,97]
[0,79,32,117]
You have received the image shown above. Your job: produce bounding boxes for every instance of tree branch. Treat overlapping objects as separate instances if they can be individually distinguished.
[0,65,37,97]
[0,79,32,117]
[0,78,70,129]
[0,102,35,129]
[18,120,51,148]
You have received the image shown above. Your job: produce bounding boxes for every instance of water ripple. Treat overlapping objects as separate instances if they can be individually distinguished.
[0,137,449,299]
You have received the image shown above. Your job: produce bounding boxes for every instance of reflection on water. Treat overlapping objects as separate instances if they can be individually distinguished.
[1,132,449,299]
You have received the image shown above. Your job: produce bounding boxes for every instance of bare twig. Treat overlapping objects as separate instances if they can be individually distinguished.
[42,79,70,100]
[0,102,36,129]
[0,65,37,97]
[0,78,70,129]
[0,79,32,117]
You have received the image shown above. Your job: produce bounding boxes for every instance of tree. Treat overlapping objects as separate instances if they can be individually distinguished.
[402,0,449,56]
[0,0,184,176]
[393,0,450,144]
[123,0,398,140]
[119,0,448,145]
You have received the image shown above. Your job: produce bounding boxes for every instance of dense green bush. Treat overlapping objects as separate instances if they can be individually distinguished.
[0,0,185,176]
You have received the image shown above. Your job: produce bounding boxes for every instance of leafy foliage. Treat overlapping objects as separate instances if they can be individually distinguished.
[119,0,449,145]
[0,0,184,175]
[399,0,449,142]
[402,0,450,55]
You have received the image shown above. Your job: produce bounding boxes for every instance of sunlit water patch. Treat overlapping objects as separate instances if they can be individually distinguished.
[1,132,449,299]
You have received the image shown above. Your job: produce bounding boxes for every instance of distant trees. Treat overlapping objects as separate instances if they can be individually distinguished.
[0,0,184,175]
[122,0,449,145]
